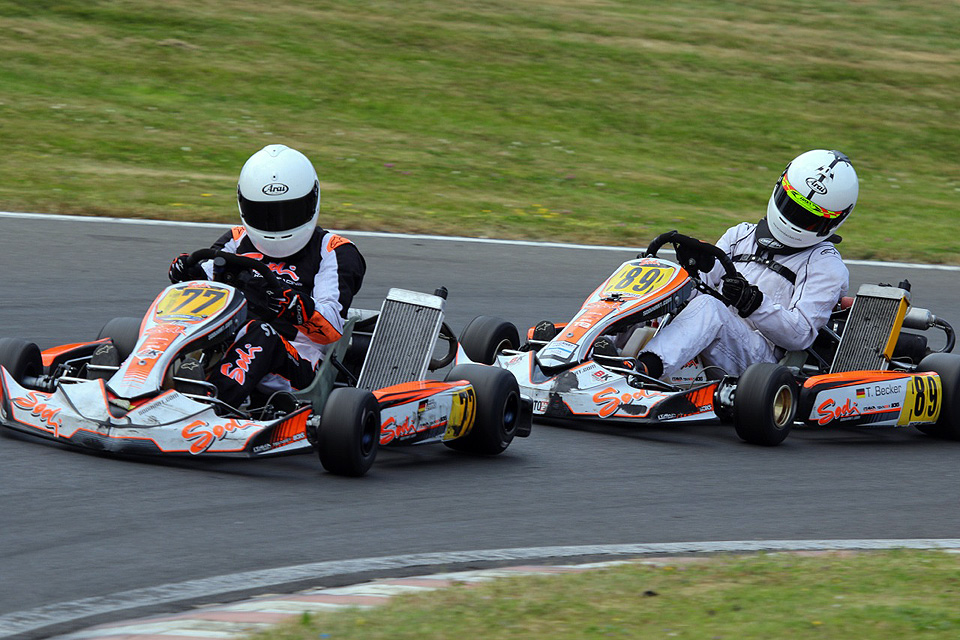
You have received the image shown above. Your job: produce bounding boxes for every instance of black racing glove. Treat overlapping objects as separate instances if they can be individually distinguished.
[721,273,763,317]
[245,275,315,326]
[266,287,315,326]
[168,253,205,283]
[674,241,717,274]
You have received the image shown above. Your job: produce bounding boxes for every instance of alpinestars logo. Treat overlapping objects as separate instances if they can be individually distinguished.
[220,344,263,385]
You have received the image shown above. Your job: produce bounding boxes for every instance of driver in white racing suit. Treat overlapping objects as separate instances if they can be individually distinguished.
[168,144,366,407]
[624,149,857,380]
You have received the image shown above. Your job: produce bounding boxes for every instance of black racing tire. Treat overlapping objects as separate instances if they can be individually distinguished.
[443,364,521,455]
[459,316,520,365]
[317,387,381,476]
[0,338,42,384]
[97,317,142,360]
[733,363,797,446]
[915,353,960,439]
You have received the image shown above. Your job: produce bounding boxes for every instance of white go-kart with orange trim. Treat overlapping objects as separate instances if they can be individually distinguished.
[0,250,530,475]
[456,231,960,445]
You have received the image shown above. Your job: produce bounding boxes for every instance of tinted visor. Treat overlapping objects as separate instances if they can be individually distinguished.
[238,183,318,232]
[773,175,851,236]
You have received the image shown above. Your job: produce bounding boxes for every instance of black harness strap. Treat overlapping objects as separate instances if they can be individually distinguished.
[731,254,797,285]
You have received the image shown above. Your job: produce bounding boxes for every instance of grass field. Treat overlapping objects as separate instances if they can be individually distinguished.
[0,0,957,261]
[251,551,960,640]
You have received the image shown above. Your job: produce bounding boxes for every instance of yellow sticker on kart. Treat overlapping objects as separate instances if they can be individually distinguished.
[603,264,676,297]
[897,373,942,425]
[155,285,231,321]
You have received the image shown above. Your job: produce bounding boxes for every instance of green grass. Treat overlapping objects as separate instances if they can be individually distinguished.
[0,1,958,261]
[250,551,960,639]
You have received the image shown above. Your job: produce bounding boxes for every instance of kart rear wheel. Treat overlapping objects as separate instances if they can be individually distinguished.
[459,316,520,365]
[316,387,380,476]
[733,363,796,446]
[915,353,960,439]
[443,364,520,455]
[0,338,42,384]
[97,317,142,360]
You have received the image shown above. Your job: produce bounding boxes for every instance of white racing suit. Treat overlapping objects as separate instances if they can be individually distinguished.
[643,222,849,378]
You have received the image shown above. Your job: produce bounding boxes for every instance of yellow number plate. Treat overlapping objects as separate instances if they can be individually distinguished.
[603,264,675,297]
[156,286,230,320]
[898,373,942,425]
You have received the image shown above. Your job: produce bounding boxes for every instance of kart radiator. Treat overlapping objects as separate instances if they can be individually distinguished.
[356,288,445,391]
[829,284,909,373]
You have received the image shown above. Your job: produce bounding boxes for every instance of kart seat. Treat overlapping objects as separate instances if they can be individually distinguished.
[622,326,657,358]
[293,316,358,414]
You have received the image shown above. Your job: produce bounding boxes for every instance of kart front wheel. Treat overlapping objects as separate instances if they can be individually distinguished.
[459,316,520,365]
[915,353,960,440]
[316,387,380,476]
[733,363,796,446]
[443,364,521,455]
[97,317,142,360]
[0,338,42,385]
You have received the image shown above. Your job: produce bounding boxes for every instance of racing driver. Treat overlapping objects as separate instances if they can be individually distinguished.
[608,149,857,380]
[167,144,366,408]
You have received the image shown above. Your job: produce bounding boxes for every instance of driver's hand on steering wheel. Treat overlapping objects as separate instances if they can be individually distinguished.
[246,276,315,326]
[674,242,717,274]
[168,253,205,284]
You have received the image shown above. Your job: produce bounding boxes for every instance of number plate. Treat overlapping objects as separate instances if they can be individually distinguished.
[155,285,231,321]
[898,373,942,425]
[602,264,676,297]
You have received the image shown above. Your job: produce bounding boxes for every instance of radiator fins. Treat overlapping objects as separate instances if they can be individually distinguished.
[356,289,445,390]
[830,284,909,373]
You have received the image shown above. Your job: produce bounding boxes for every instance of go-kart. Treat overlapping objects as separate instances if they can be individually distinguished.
[456,231,960,445]
[0,249,531,476]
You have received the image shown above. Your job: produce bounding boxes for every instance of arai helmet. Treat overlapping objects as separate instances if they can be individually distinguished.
[765,149,858,248]
[237,144,320,257]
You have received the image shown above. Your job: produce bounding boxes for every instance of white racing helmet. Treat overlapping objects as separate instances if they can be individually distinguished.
[765,149,858,248]
[237,144,320,257]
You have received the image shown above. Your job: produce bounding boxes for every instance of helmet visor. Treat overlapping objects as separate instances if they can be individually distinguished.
[238,183,318,233]
[773,173,852,236]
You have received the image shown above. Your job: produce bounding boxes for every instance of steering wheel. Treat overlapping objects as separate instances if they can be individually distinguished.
[183,249,297,335]
[184,248,284,290]
[644,230,738,301]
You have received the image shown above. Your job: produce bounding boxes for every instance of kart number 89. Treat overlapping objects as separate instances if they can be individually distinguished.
[604,265,675,297]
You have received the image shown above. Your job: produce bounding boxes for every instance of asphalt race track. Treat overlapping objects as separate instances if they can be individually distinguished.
[3,214,960,637]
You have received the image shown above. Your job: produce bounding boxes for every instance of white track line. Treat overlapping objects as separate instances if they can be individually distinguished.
[3,539,960,638]
[2,210,958,271]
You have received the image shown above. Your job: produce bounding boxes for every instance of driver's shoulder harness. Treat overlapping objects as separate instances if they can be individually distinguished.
[730,252,797,285]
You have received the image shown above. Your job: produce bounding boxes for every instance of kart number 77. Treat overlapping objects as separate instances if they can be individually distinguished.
[156,286,230,320]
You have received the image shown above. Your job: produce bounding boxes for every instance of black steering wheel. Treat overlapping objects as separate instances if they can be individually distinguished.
[184,249,285,290]
[644,230,737,300]
[184,249,298,336]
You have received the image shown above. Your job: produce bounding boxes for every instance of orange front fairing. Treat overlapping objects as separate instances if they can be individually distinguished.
[108,281,246,399]
[0,366,315,457]
[537,257,692,368]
